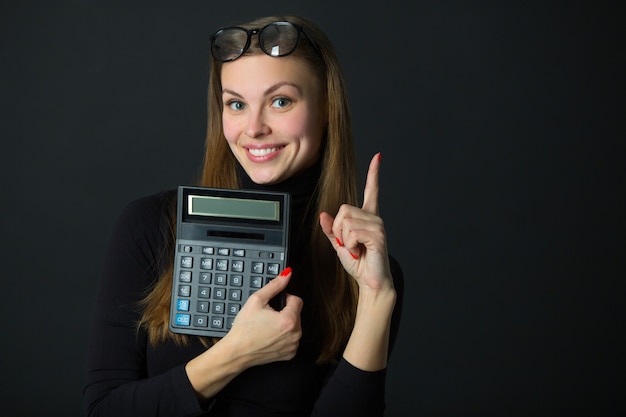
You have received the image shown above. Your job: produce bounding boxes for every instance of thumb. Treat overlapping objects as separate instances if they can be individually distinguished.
[319,212,337,245]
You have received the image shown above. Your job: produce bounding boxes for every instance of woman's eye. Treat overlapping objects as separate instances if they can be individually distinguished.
[271,98,291,108]
[227,101,245,111]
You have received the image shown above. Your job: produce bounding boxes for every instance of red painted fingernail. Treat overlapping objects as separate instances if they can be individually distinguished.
[378,152,382,162]
[350,252,359,260]
[335,238,344,247]
[279,267,292,277]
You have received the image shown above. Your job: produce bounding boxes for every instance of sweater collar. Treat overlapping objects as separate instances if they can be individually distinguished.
[236,160,321,203]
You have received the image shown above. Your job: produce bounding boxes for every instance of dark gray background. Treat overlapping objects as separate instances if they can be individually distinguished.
[1,1,624,416]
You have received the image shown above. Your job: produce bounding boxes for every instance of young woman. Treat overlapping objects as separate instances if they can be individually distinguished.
[84,15,403,417]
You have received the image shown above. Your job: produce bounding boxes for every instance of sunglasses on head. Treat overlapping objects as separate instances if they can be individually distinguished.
[210,21,320,62]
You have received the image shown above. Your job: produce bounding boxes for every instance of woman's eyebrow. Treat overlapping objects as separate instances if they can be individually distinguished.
[222,82,302,98]
[265,82,302,95]
[222,88,242,98]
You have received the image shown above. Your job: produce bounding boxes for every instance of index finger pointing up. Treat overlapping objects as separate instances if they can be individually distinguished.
[361,152,381,215]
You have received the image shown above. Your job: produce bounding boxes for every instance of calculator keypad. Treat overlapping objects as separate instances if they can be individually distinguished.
[171,243,285,337]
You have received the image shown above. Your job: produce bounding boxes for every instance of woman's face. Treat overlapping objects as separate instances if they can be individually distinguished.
[221,54,325,184]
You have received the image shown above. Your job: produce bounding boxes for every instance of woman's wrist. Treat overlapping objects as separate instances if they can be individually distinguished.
[355,284,396,325]
[357,277,396,308]
[343,283,396,371]
[185,337,247,400]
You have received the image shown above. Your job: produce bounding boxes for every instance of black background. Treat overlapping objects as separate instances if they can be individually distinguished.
[1,1,624,416]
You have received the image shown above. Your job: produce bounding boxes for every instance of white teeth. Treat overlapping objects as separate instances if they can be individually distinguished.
[248,147,281,156]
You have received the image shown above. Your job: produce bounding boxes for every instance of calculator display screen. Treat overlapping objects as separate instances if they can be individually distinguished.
[188,195,280,221]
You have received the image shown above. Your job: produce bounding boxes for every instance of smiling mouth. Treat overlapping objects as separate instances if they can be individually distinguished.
[247,146,285,156]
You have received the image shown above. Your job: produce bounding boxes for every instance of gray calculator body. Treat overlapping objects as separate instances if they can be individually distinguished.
[169,186,290,337]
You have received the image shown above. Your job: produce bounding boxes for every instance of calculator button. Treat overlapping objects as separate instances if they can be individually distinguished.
[216,259,228,271]
[214,288,226,300]
[212,302,225,314]
[230,275,243,286]
[252,262,264,274]
[218,248,230,256]
[215,273,227,285]
[179,271,192,282]
[210,316,224,329]
[176,299,190,311]
[231,260,244,272]
[180,256,193,268]
[200,273,212,284]
[198,286,211,299]
[233,249,245,257]
[202,247,214,255]
[175,314,190,326]
[229,289,242,301]
[228,303,240,315]
[182,245,193,253]
[194,315,208,327]
[178,285,191,297]
[267,263,280,275]
[197,301,209,313]
[226,317,235,329]
[200,258,213,270]
[250,276,263,288]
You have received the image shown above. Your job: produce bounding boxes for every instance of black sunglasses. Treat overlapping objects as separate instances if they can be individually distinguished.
[210,21,320,62]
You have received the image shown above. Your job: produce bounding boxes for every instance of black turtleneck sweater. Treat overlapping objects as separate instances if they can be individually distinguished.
[83,162,404,417]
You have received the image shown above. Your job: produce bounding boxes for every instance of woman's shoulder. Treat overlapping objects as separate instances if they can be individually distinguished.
[109,189,177,250]
[121,189,177,216]
[116,189,176,227]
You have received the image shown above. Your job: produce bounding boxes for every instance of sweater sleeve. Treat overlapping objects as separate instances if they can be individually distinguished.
[311,257,404,417]
[83,192,207,417]
[311,359,387,416]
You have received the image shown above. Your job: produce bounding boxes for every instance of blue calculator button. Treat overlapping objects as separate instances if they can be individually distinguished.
[176,299,190,311]
[175,314,191,326]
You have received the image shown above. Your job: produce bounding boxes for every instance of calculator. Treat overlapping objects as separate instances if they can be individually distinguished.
[169,185,290,337]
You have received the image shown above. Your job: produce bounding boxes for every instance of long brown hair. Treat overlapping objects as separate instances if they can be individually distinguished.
[139,15,358,364]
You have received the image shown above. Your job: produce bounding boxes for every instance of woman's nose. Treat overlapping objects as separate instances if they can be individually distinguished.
[245,109,270,138]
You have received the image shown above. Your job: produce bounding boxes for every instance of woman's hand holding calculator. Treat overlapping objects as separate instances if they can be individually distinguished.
[185,267,303,400]
[223,267,303,366]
